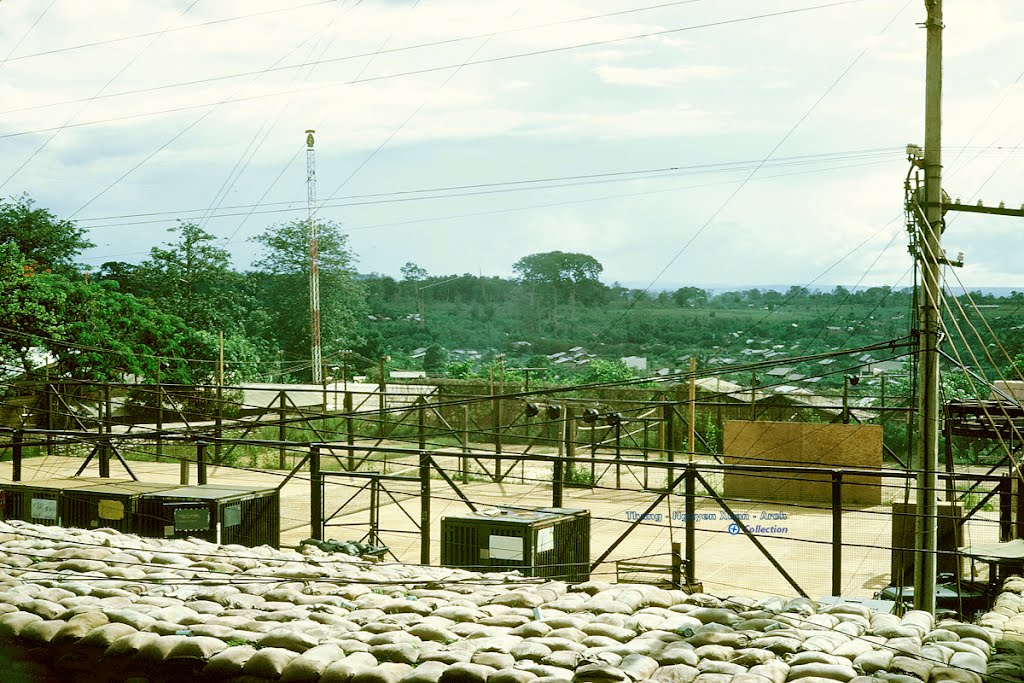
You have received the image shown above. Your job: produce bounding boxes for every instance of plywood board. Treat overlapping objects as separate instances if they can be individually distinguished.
[723,420,882,505]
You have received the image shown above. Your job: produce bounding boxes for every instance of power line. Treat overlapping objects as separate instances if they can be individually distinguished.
[0,0,343,64]
[0,1,866,128]
[0,0,57,67]
[598,0,913,334]
[0,2,204,194]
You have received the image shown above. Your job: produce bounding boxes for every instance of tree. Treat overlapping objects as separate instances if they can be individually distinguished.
[0,194,93,276]
[672,286,709,308]
[49,278,208,382]
[0,242,61,375]
[400,262,428,282]
[251,219,366,379]
[129,223,271,379]
[134,222,245,333]
[512,251,605,321]
[578,359,635,385]
[423,344,448,374]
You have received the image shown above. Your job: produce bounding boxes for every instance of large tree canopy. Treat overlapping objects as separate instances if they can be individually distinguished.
[512,251,607,321]
[0,194,93,276]
[251,219,366,379]
[133,222,265,338]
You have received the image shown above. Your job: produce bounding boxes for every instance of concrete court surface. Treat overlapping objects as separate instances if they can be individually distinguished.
[0,451,1001,602]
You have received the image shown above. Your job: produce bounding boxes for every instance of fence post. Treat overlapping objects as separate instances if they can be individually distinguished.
[671,541,682,589]
[565,405,576,458]
[278,391,287,469]
[156,367,164,463]
[45,379,53,456]
[461,404,469,484]
[196,440,207,485]
[553,453,564,508]
[999,476,1012,542]
[215,384,223,463]
[663,403,675,488]
[615,422,622,490]
[344,391,355,470]
[369,478,379,546]
[179,447,189,486]
[493,397,503,481]
[99,436,110,478]
[100,383,112,477]
[421,451,431,565]
[378,361,386,439]
[310,444,322,541]
[685,463,696,584]
[832,470,843,596]
[12,429,23,482]
[418,398,426,450]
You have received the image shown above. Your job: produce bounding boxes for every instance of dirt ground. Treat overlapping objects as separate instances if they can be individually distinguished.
[0,447,1001,601]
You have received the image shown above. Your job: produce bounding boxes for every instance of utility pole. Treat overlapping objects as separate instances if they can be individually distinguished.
[913,0,943,614]
[306,130,323,384]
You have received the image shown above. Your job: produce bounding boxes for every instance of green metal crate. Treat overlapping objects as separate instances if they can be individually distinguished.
[441,507,590,582]
[136,484,280,548]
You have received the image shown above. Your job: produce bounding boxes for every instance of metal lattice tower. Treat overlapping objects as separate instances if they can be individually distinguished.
[306,130,322,383]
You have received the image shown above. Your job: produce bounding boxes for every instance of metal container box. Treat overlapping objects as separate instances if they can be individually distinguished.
[60,481,178,533]
[0,477,110,526]
[136,484,280,548]
[891,502,963,583]
[441,507,590,582]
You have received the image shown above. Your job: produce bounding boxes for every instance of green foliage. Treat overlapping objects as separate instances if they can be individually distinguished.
[51,278,206,382]
[0,194,93,276]
[0,242,61,373]
[578,359,635,385]
[251,219,366,379]
[446,358,475,379]
[423,344,448,373]
[400,262,428,282]
[564,462,595,486]
[4,196,1024,404]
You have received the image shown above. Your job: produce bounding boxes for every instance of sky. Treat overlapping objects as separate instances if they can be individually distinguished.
[1,0,1022,291]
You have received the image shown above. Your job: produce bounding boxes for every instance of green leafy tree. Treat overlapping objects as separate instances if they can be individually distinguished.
[131,222,270,380]
[578,359,635,385]
[49,278,208,382]
[512,251,605,322]
[135,223,249,333]
[251,219,366,379]
[0,242,62,374]
[400,262,428,282]
[0,194,93,276]
[423,344,448,374]
[671,286,709,307]
[446,358,475,379]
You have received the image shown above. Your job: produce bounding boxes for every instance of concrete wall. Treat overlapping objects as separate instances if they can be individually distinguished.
[723,420,882,505]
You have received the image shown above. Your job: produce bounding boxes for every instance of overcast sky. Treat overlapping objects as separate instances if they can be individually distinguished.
[1,0,1022,290]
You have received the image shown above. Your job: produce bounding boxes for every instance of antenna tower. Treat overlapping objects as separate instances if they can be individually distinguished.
[306,130,322,383]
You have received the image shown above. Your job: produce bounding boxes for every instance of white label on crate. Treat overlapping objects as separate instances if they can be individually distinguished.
[174,508,210,532]
[537,527,554,553]
[489,535,523,561]
[98,499,124,521]
[224,504,241,528]
[31,498,57,520]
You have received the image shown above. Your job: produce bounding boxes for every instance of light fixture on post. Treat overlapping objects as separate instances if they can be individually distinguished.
[843,374,860,424]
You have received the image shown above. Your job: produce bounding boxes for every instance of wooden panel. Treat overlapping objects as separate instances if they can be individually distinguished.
[723,420,882,505]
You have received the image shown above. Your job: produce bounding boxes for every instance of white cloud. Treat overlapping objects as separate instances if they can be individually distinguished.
[594,64,736,87]
[0,0,1020,289]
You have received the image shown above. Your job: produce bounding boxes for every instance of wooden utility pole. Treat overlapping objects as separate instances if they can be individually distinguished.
[914,0,943,614]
